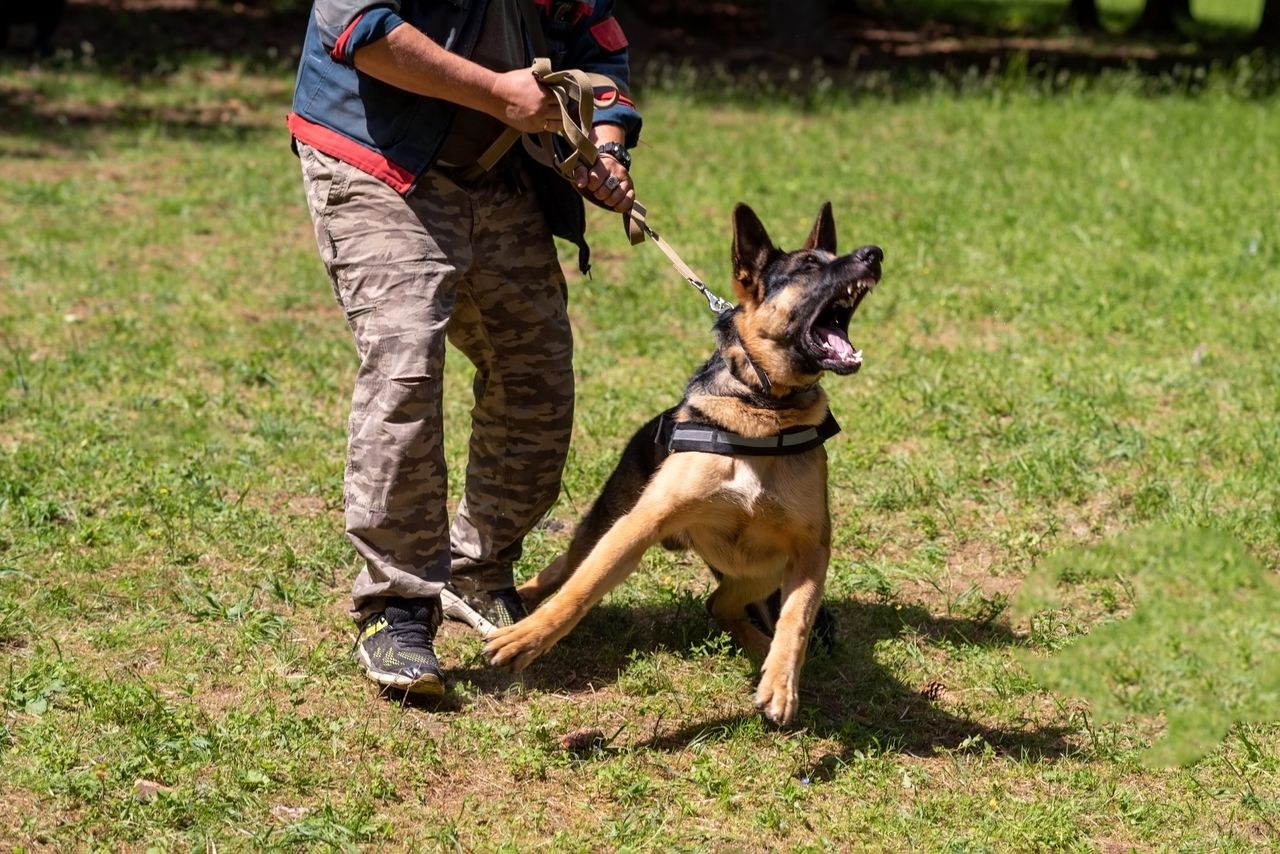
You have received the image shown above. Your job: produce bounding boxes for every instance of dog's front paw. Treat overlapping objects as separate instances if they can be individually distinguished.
[484,617,556,672]
[753,667,800,726]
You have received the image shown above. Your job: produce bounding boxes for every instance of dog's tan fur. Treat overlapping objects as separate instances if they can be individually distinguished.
[485,203,882,725]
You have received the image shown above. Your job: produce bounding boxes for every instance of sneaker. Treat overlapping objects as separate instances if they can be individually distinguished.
[744,589,837,653]
[441,582,528,638]
[353,597,444,696]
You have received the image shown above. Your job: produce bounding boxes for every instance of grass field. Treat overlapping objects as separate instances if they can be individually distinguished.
[901,0,1268,31]
[3,34,1280,852]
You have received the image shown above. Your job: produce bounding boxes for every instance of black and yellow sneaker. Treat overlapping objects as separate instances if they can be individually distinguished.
[353,597,445,696]
[441,582,528,638]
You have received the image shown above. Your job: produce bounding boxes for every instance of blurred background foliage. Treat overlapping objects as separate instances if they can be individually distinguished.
[3,0,1278,79]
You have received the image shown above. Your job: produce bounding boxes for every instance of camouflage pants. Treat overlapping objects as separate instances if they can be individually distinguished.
[297,144,574,620]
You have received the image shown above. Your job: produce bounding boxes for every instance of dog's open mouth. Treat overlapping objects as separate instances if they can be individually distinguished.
[809,276,877,374]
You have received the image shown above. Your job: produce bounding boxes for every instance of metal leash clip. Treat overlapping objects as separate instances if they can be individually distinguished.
[634,218,733,316]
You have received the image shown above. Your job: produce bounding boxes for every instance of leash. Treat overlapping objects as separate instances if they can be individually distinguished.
[634,217,733,315]
[476,30,733,316]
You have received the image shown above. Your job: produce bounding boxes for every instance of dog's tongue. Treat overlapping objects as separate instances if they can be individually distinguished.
[818,327,855,360]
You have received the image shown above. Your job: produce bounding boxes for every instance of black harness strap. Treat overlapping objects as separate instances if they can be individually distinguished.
[660,410,841,457]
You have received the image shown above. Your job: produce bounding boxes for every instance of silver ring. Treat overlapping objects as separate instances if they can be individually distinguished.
[604,175,620,190]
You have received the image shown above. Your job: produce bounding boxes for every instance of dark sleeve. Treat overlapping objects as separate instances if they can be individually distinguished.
[314,1,408,66]
[558,0,642,148]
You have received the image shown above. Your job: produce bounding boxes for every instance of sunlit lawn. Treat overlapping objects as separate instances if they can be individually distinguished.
[2,36,1278,851]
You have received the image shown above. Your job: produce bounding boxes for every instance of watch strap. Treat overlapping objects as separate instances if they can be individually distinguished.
[596,141,631,170]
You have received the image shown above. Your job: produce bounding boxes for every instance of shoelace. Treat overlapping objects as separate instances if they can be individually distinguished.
[388,613,437,651]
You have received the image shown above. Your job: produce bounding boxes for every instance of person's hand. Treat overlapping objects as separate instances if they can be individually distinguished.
[489,69,561,134]
[573,153,634,214]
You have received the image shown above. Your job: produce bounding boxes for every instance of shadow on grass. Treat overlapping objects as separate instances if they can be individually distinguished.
[0,87,273,152]
[35,0,1277,79]
[443,595,1071,762]
[29,0,306,74]
[1,0,1276,156]
[445,590,724,696]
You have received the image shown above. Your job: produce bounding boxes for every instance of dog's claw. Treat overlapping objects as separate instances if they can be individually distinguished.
[754,668,800,726]
[484,620,553,672]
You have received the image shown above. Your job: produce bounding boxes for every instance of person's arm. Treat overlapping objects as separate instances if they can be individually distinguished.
[563,3,641,213]
[353,24,562,135]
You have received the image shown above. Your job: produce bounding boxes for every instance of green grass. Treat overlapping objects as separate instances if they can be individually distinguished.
[3,44,1280,850]
[896,0,1264,32]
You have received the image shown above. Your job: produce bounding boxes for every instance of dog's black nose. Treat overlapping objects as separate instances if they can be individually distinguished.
[853,245,884,265]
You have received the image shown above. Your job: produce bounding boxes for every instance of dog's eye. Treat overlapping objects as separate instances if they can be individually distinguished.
[798,259,823,273]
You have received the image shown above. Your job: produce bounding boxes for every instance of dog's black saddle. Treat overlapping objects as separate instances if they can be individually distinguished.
[659,410,840,457]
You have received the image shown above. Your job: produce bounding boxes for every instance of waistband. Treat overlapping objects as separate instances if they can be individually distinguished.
[431,154,526,191]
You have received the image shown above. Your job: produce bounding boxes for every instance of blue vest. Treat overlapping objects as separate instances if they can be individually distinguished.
[289,0,642,271]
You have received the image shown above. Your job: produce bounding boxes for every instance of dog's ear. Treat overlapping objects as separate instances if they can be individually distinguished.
[732,203,776,305]
[802,201,837,254]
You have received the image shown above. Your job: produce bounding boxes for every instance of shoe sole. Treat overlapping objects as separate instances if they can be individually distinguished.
[440,587,500,638]
[355,646,445,697]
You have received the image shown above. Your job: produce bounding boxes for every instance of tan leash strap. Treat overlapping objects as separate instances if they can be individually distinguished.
[476,55,729,313]
[476,58,617,176]
[627,201,731,313]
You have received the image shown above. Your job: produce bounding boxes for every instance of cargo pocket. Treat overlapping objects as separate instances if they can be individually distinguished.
[373,330,436,388]
[299,146,353,278]
[346,329,444,513]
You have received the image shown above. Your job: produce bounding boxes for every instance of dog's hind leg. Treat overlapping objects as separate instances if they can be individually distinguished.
[519,412,671,609]
[517,554,570,609]
[706,572,779,660]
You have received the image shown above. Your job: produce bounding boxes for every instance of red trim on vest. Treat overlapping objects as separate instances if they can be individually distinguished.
[531,0,591,22]
[287,113,416,195]
[589,17,627,52]
[331,13,363,63]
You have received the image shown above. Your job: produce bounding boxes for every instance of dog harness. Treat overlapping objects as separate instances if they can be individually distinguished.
[659,411,841,457]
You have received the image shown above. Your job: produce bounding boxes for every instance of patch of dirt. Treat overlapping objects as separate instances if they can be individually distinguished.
[1093,835,1153,853]
[1055,490,1132,546]
[914,315,1024,355]
[0,154,80,182]
[896,558,1020,615]
[0,429,39,451]
[0,78,271,137]
[0,786,64,851]
[237,490,335,520]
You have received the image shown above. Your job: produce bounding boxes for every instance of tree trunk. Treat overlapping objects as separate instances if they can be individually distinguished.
[1068,0,1102,31]
[1130,0,1190,35]
[1260,0,1280,41]
[764,0,828,53]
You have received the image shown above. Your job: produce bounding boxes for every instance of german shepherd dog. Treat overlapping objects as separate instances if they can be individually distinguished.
[485,202,883,725]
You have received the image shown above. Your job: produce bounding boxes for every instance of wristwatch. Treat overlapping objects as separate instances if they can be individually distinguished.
[596,141,631,171]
